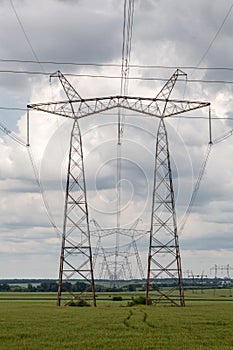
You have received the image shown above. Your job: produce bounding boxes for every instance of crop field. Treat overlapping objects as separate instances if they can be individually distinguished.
[0,290,232,350]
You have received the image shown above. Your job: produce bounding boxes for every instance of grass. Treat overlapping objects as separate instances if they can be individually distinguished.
[0,292,232,350]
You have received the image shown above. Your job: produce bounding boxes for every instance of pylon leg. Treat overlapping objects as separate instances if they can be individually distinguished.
[146,119,185,306]
[57,119,96,306]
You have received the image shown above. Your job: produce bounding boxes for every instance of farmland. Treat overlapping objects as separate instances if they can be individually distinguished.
[0,290,232,350]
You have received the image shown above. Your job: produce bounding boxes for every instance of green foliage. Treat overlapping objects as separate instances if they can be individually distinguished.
[0,283,10,292]
[0,281,144,293]
[128,295,152,306]
[68,299,90,307]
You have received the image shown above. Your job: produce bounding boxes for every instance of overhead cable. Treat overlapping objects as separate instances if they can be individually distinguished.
[178,143,212,236]
[0,118,61,237]
[115,0,135,282]
[195,3,233,69]
[1,58,233,72]
[0,120,26,146]
[0,106,27,111]
[212,128,233,144]
[1,105,233,120]
[0,69,233,84]
[27,146,61,238]
[178,126,233,236]
[9,0,43,71]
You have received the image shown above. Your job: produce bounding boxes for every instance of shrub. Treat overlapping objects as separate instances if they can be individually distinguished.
[68,299,90,307]
[128,295,152,306]
[112,296,123,301]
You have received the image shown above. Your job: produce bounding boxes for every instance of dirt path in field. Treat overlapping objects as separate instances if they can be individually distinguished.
[123,308,155,329]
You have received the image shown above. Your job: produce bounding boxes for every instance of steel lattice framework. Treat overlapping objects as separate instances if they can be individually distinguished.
[28,69,211,307]
[29,95,209,120]
[57,119,96,306]
[146,118,184,305]
[91,221,146,283]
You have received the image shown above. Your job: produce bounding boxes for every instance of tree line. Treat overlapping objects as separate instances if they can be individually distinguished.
[0,281,143,293]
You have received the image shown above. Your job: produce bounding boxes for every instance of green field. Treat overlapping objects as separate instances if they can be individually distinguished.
[0,291,232,350]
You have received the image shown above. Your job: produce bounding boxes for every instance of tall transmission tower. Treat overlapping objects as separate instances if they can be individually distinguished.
[46,71,96,306]
[146,69,187,306]
[28,69,211,306]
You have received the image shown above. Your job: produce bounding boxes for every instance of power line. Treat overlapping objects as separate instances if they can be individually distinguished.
[115,0,135,282]
[9,0,43,71]
[195,3,233,69]
[0,112,61,237]
[213,128,233,144]
[0,120,26,146]
[178,126,233,236]
[27,146,61,238]
[0,106,27,111]
[121,0,135,95]
[179,143,212,236]
[0,69,233,84]
[1,58,233,72]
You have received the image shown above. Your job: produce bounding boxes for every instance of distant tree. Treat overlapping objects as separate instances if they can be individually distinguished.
[73,281,88,292]
[11,285,24,292]
[61,282,72,292]
[128,284,136,292]
[27,284,36,292]
[0,283,10,292]
[37,282,58,292]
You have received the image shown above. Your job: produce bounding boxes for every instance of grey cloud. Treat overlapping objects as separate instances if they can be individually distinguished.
[181,233,233,251]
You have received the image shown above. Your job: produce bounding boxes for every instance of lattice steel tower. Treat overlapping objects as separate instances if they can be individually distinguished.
[48,72,96,306]
[146,117,184,305]
[28,68,211,306]
[146,69,186,306]
[57,118,96,306]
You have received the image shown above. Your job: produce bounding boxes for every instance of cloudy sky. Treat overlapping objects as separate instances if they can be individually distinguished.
[0,0,232,279]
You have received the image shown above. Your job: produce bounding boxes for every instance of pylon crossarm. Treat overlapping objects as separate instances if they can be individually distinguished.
[27,96,210,120]
[155,69,187,101]
[90,227,147,238]
[163,100,210,117]
[50,70,83,101]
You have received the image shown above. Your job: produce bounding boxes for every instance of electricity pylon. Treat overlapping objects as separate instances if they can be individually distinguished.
[91,219,145,282]
[28,69,211,307]
[146,69,187,306]
[42,71,96,306]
